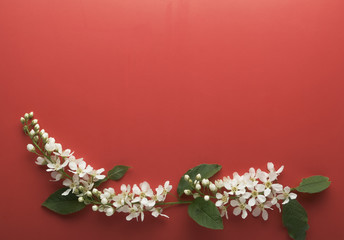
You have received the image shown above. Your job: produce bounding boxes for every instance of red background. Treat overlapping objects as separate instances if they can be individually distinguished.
[1,0,343,239]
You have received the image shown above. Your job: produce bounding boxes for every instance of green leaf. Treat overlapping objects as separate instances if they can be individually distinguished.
[188,197,223,230]
[42,188,85,215]
[107,165,130,181]
[282,199,309,240]
[295,175,331,193]
[93,178,107,187]
[177,164,222,197]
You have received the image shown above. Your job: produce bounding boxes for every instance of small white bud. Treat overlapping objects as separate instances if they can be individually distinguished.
[184,189,192,195]
[78,197,84,202]
[42,132,48,140]
[33,135,39,142]
[29,129,35,136]
[27,144,35,152]
[105,207,114,216]
[184,174,190,181]
[31,119,38,125]
[195,183,201,190]
[193,193,200,199]
[78,186,84,191]
[188,179,192,183]
[92,205,98,211]
[204,195,210,201]
[209,183,217,192]
[40,129,45,134]
[92,188,98,194]
[20,117,25,124]
[101,198,108,205]
[34,124,40,131]
[196,173,201,180]
[24,113,29,119]
[29,112,34,119]
[86,191,92,197]
[201,178,210,186]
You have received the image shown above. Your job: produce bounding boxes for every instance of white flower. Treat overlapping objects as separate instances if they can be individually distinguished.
[247,184,266,206]
[215,191,229,207]
[62,174,80,195]
[218,205,228,219]
[45,138,57,152]
[51,171,62,181]
[35,156,46,165]
[27,144,35,152]
[46,156,68,172]
[267,162,284,176]
[121,201,144,221]
[105,206,115,216]
[252,201,272,221]
[155,181,172,201]
[100,188,116,203]
[270,194,281,212]
[151,207,169,218]
[224,177,246,196]
[277,186,297,204]
[69,161,93,178]
[256,170,283,196]
[230,197,252,219]
[132,182,155,208]
[89,168,106,181]
[54,144,73,158]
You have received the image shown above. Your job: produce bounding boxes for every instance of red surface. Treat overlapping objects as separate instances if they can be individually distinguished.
[0,0,343,239]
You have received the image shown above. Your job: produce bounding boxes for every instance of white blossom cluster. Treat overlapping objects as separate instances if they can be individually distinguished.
[183,163,297,221]
[21,112,172,221]
[92,181,172,220]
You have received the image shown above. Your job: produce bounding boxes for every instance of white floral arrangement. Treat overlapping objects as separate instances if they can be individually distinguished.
[21,112,331,240]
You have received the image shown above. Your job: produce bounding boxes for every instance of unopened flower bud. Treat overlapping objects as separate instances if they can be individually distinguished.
[209,183,217,192]
[106,207,114,216]
[42,132,48,140]
[34,124,40,131]
[24,113,29,119]
[86,191,92,197]
[184,189,192,195]
[31,119,38,125]
[188,179,192,183]
[92,188,99,194]
[78,197,84,202]
[101,198,108,205]
[193,193,200,199]
[196,173,201,180]
[20,117,25,124]
[92,205,98,211]
[29,112,34,119]
[195,183,201,190]
[29,129,35,136]
[201,178,210,186]
[184,174,190,181]
[78,186,84,191]
[33,135,39,142]
[204,195,210,201]
[27,144,35,152]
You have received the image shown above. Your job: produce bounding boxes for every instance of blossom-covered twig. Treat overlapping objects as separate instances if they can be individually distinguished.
[21,112,331,240]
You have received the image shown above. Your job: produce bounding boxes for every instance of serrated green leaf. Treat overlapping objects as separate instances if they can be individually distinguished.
[42,188,85,215]
[282,199,309,240]
[188,197,223,230]
[107,165,130,181]
[296,175,331,193]
[177,164,222,197]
